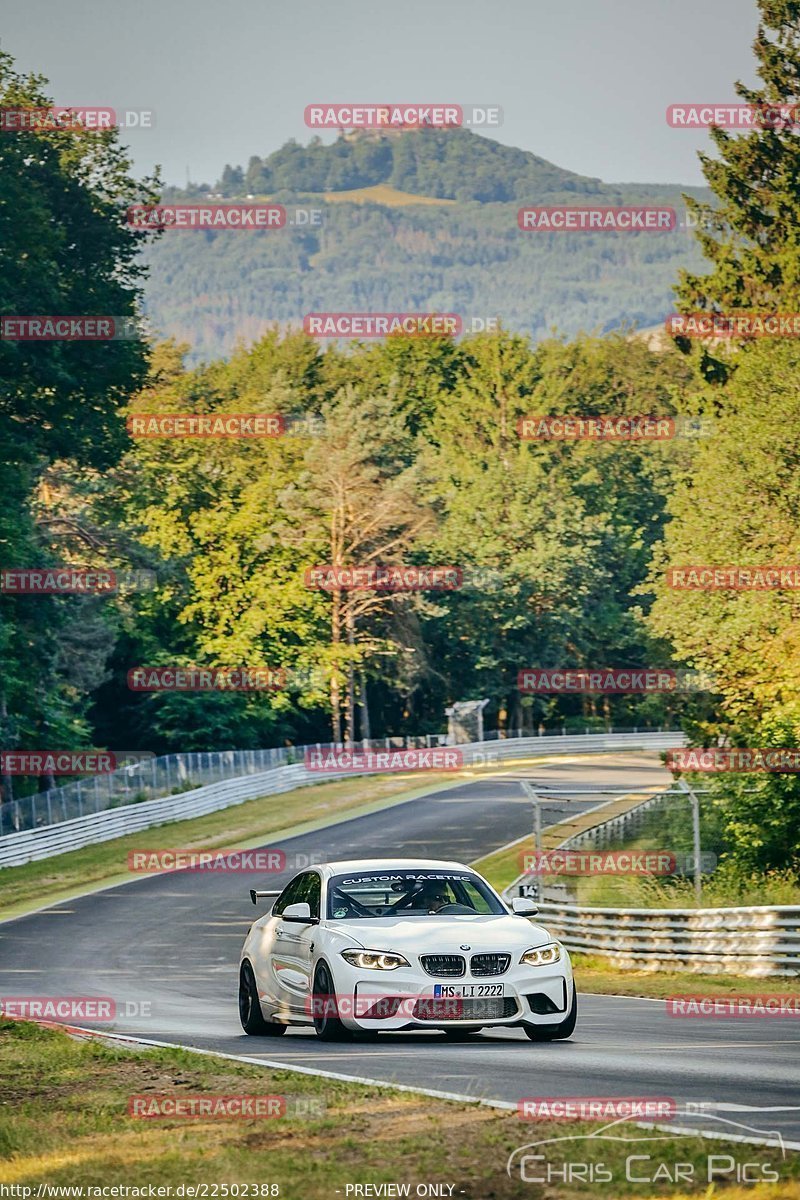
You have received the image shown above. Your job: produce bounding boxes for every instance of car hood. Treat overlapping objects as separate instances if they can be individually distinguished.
[326,913,556,954]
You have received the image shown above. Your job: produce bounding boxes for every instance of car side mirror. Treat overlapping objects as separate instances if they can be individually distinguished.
[512,897,538,916]
[281,901,318,924]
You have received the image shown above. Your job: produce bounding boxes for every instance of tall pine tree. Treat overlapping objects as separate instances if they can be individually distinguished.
[676,0,800,317]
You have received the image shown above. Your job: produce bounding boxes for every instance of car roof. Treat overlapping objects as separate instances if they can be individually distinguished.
[320,858,475,876]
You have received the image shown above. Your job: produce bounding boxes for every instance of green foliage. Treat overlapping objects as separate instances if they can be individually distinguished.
[577,863,800,908]
[677,0,800,318]
[417,331,704,729]
[647,340,800,871]
[103,328,707,751]
[0,51,159,466]
[0,51,160,795]
[231,128,608,203]
[152,128,710,365]
[142,194,709,365]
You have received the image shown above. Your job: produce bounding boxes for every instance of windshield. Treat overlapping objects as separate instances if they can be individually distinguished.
[326,869,506,920]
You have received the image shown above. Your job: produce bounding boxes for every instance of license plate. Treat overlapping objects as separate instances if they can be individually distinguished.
[433,984,505,998]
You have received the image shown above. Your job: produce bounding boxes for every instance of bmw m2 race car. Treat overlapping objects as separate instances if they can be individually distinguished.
[239,858,576,1040]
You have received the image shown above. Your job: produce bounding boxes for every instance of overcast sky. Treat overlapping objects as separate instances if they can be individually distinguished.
[2,0,760,188]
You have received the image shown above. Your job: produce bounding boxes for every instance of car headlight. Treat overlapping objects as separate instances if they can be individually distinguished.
[340,949,409,970]
[520,943,562,967]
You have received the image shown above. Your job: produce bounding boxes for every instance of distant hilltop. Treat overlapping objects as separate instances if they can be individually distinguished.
[341,126,422,140]
[169,128,706,207]
[150,128,711,363]
[170,127,614,203]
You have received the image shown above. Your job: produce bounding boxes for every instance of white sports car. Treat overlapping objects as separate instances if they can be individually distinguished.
[239,857,576,1041]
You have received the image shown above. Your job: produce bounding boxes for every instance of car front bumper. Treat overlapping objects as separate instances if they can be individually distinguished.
[329,960,573,1031]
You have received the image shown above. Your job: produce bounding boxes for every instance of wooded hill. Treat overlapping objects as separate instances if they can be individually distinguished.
[146,129,711,362]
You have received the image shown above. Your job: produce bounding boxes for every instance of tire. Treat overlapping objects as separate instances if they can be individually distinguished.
[239,961,286,1036]
[312,962,352,1041]
[523,987,577,1042]
[443,1027,483,1040]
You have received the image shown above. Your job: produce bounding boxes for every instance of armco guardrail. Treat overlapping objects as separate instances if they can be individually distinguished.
[564,790,669,850]
[0,739,446,836]
[528,901,800,977]
[0,726,678,837]
[0,763,308,869]
[501,780,798,976]
[0,730,683,868]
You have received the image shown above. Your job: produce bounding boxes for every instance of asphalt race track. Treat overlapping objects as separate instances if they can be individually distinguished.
[1,752,798,1150]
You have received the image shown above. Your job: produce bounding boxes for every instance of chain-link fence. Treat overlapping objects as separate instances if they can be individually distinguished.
[0,724,673,836]
[0,735,451,835]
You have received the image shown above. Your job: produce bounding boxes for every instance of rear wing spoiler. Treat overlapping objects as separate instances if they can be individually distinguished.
[250,888,282,906]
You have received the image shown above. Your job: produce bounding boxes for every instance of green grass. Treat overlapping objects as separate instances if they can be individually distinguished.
[574,858,800,909]
[573,955,800,997]
[0,750,579,920]
[0,770,465,919]
[474,796,800,998]
[1,1019,797,1198]
[473,787,661,893]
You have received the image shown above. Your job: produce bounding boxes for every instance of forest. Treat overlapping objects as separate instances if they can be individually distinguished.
[2,0,800,877]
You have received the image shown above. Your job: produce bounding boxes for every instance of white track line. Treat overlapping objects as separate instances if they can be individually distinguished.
[58,1024,800,1151]
[61,1024,518,1109]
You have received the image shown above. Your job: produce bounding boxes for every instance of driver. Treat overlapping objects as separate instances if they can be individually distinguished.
[409,881,450,913]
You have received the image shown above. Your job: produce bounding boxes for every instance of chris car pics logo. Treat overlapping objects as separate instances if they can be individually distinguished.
[507,1113,784,1185]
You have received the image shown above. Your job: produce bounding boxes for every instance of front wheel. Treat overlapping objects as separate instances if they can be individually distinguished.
[312,962,352,1041]
[239,961,286,1036]
[523,987,577,1042]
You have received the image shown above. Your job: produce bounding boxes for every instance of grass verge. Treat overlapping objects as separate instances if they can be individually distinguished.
[473,788,661,893]
[573,955,800,998]
[475,802,800,999]
[0,771,466,920]
[0,1019,797,1199]
[0,751,579,920]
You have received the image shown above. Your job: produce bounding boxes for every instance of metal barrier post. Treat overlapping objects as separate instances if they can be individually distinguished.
[677,777,703,903]
[519,781,543,900]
